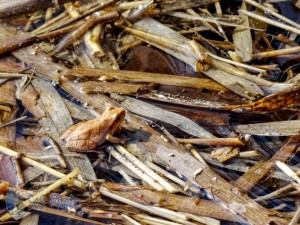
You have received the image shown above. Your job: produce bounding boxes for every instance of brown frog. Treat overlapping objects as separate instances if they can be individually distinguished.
[61,107,125,152]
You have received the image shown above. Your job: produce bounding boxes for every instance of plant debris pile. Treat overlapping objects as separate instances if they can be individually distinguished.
[0,0,300,225]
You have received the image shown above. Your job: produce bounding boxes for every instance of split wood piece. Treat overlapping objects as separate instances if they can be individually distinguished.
[233,136,299,193]
[232,2,252,62]
[80,80,150,94]
[232,84,300,113]
[110,94,214,138]
[0,0,75,18]
[31,78,97,181]
[102,182,239,222]
[211,146,240,163]
[11,45,287,225]
[235,120,300,136]
[177,138,244,146]
[0,168,79,221]
[0,144,85,189]
[66,67,228,92]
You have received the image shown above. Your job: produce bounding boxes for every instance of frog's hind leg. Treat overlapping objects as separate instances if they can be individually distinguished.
[65,140,96,152]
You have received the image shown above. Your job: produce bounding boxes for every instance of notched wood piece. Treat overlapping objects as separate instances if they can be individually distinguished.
[61,107,125,152]
[211,147,240,163]
[80,81,150,95]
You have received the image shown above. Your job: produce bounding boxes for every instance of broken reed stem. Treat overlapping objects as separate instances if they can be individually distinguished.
[0,145,85,189]
[48,137,67,168]
[255,183,294,202]
[49,11,119,56]
[243,0,300,30]
[168,12,263,30]
[238,150,260,158]
[108,146,165,191]
[145,160,186,187]
[184,213,220,225]
[239,9,300,35]
[83,29,105,57]
[276,161,300,185]
[119,169,138,186]
[252,46,300,59]
[121,214,142,225]
[114,145,177,193]
[177,137,244,147]
[289,206,300,225]
[0,169,79,221]
[99,188,197,225]
[207,52,266,73]
[135,214,183,225]
[32,11,68,34]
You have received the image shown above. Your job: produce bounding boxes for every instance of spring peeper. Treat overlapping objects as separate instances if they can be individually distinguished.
[61,107,125,152]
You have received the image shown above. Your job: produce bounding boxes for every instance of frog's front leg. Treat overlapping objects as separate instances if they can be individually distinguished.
[106,134,125,144]
[65,140,97,152]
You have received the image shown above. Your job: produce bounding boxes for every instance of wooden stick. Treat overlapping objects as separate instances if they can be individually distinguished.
[0,145,85,189]
[0,169,79,221]
[252,46,300,59]
[67,67,227,92]
[177,138,244,146]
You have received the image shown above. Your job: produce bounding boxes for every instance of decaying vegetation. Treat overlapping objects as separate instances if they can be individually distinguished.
[0,0,300,224]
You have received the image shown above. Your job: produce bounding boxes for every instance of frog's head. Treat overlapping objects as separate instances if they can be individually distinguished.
[103,106,126,134]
